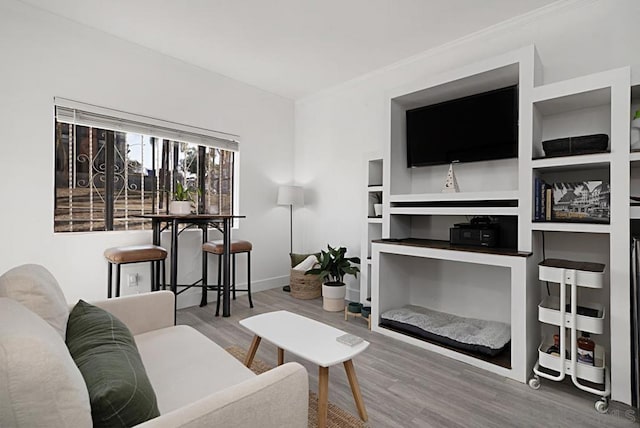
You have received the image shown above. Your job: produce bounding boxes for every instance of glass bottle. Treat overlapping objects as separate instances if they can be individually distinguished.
[577,332,595,366]
[546,333,561,356]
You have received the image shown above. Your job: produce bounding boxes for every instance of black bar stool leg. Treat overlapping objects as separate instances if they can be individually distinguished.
[155,259,160,291]
[161,259,166,290]
[200,251,208,307]
[247,251,253,308]
[215,254,222,317]
[107,263,113,298]
[150,262,156,292]
[115,264,121,298]
[232,254,237,300]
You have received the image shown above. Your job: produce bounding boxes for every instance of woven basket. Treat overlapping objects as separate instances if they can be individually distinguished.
[289,269,322,299]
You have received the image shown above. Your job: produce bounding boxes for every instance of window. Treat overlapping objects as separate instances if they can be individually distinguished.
[54,99,238,233]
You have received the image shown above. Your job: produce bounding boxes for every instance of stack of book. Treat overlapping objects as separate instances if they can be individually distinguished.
[533,177,552,221]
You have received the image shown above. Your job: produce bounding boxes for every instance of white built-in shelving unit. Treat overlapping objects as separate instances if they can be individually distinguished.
[357,153,383,305]
[368,44,633,405]
[529,66,630,406]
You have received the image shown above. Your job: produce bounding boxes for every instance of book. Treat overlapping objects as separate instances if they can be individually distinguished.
[541,181,546,221]
[545,187,552,221]
[534,177,541,221]
[336,333,364,346]
[534,178,550,221]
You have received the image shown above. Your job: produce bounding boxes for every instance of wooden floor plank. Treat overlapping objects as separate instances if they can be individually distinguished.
[178,288,638,427]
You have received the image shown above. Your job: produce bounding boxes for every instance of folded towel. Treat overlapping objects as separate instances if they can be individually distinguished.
[292,255,319,272]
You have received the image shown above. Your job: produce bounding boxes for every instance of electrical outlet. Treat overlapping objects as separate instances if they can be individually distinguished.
[128,273,139,287]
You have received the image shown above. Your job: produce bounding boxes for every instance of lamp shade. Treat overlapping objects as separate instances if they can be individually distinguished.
[277,185,304,206]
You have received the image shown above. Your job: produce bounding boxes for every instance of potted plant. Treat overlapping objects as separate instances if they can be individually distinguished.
[306,245,360,311]
[168,182,197,215]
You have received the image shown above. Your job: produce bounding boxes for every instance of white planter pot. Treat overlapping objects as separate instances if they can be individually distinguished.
[169,201,192,215]
[373,203,383,217]
[322,283,346,312]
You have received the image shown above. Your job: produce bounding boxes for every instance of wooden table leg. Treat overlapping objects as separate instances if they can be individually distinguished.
[277,347,284,366]
[343,359,368,421]
[318,366,329,428]
[244,336,261,367]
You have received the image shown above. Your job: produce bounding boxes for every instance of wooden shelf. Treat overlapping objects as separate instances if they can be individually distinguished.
[372,238,531,257]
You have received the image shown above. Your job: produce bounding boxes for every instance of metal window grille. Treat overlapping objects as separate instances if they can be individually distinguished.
[54,122,235,233]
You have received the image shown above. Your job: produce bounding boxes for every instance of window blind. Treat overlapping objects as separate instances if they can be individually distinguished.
[54,97,239,152]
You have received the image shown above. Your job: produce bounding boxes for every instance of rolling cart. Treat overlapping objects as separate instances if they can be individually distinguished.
[528,258,610,413]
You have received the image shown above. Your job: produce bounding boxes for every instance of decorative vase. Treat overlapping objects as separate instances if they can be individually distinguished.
[322,282,346,312]
[373,203,383,217]
[442,162,460,193]
[169,201,192,215]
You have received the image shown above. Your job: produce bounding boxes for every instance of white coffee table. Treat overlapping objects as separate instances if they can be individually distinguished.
[239,310,369,428]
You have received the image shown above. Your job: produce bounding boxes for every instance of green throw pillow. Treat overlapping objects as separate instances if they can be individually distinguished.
[66,300,160,427]
[290,252,321,268]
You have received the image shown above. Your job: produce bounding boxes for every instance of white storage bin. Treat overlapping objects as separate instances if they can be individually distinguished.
[538,296,605,334]
[537,339,605,384]
[538,259,605,289]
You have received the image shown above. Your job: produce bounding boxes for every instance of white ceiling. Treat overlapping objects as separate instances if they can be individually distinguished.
[21,0,558,100]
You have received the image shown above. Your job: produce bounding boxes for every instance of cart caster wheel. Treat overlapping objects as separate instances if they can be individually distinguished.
[594,399,608,414]
[528,377,541,390]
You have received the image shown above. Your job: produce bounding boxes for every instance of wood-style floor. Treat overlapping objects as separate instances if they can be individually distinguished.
[178,289,638,428]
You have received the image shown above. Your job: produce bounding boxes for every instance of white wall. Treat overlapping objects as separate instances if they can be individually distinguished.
[0,0,295,305]
[294,0,640,296]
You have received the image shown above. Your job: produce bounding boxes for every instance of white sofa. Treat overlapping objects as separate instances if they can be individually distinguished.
[0,264,308,427]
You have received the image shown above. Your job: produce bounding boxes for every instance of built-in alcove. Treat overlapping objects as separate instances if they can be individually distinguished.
[388,62,521,200]
[376,252,513,368]
[388,215,519,250]
[371,239,533,381]
[533,231,611,364]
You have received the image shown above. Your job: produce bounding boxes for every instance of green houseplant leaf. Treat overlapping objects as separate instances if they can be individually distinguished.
[305,245,360,285]
[172,182,199,202]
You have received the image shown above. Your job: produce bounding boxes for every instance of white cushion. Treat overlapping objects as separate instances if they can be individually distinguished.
[0,264,69,339]
[0,298,92,428]
[134,325,256,414]
[292,254,319,272]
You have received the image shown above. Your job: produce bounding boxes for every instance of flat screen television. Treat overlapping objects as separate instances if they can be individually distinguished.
[406,85,518,167]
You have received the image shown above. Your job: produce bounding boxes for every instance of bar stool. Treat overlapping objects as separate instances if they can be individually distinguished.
[201,239,253,316]
[104,245,167,298]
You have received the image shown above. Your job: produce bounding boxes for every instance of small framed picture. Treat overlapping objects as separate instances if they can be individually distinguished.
[551,181,610,223]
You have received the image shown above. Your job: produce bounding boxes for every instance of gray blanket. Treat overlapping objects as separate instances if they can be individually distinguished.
[381,305,511,351]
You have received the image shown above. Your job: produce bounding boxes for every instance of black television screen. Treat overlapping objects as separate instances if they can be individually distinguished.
[406,85,518,167]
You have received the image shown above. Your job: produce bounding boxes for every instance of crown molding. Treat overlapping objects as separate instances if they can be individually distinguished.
[297,0,597,106]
